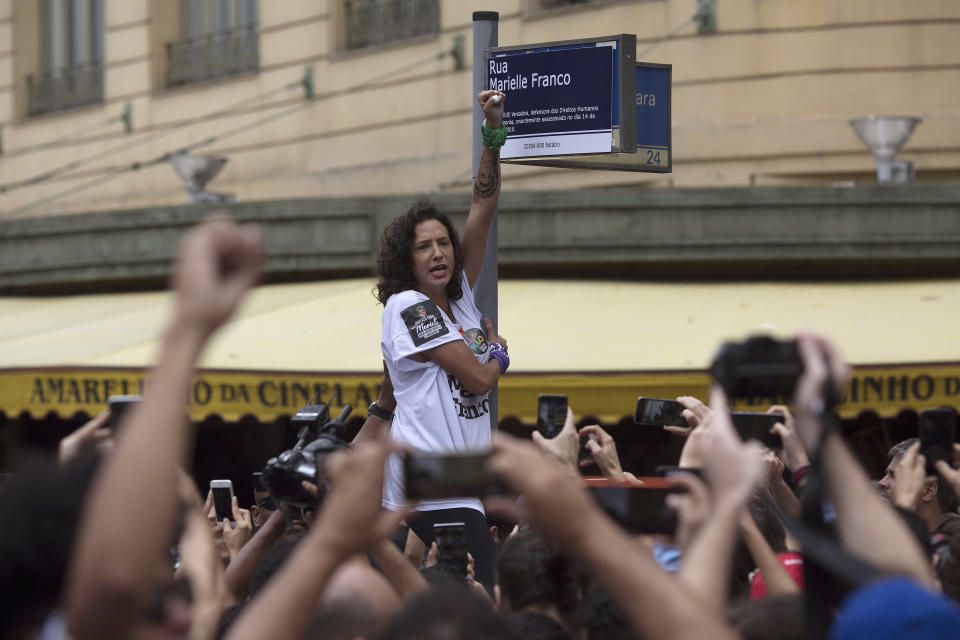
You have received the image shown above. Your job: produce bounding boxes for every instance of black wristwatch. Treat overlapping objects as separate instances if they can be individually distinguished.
[367,402,394,421]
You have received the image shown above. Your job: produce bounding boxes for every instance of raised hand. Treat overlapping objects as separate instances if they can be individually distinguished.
[664,396,711,438]
[578,424,624,479]
[531,406,580,475]
[701,388,765,510]
[222,497,253,559]
[313,435,409,558]
[58,410,113,464]
[666,471,712,550]
[477,90,505,128]
[792,333,852,453]
[935,443,960,495]
[891,441,929,512]
[767,405,810,472]
[172,214,263,339]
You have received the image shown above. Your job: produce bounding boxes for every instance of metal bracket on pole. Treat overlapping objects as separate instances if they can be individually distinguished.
[451,34,466,71]
[696,0,717,33]
[302,66,315,99]
[121,103,133,133]
[472,11,499,432]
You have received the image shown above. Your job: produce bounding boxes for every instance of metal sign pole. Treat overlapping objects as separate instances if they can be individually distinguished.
[472,11,499,433]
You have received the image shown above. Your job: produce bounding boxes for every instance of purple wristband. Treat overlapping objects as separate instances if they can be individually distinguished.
[488,342,509,373]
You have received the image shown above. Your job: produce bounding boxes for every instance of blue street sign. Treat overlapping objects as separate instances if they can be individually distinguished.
[488,35,636,160]
[635,63,671,172]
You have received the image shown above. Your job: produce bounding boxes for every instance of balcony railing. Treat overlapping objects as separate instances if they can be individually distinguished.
[344,0,440,51]
[538,0,598,8]
[27,61,104,117]
[165,24,259,88]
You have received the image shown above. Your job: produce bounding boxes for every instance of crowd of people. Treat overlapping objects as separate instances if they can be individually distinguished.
[4,90,960,640]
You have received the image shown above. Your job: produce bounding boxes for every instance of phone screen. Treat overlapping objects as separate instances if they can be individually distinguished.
[655,465,703,478]
[251,472,267,493]
[731,412,783,448]
[920,409,957,475]
[404,452,496,500]
[537,394,568,438]
[210,482,234,523]
[107,394,142,431]
[578,433,599,463]
[434,522,468,578]
[589,486,680,535]
[634,397,687,427]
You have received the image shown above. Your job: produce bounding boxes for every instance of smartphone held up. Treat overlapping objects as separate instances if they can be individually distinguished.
[210,479,235,525]
[920,408,958,476]
[537,394,568,439]
[634,397,687,427]
[404,451,500,501]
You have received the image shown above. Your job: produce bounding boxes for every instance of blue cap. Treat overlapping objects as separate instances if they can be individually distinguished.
[830,577,960,640]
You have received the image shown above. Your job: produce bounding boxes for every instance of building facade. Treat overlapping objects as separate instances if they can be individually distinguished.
[0,0,958,218]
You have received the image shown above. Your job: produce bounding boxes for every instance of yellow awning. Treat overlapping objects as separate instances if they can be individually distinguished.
[2,278,959,422]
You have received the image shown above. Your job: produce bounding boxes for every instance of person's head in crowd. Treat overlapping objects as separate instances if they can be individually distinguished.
[131,565,192,640]
[828,577,960,640]
[250,480,276,531]
[206,501,232,564]
[249,534,304,597]
[496,531,579,628]
[506,611,572,640]
[935,532,960,604]
[878,438,960,535]
[374,201,465,305]
[487,513,518,548]
[728,594,805,640]
[380,587,519,640]
[576,577,642,640]
[301,559,401,640]
[214,603,246,640]
[749,494,787,554]
[0,451,101,640]
[421,562,465,588]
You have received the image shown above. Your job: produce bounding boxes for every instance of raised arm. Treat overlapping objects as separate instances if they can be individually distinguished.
[675,389,764,615]
[66,217,262,640]
[792,334,935,586]
[486,433,740,640]
[352,361,397,446]
[225,435,406,640]
[462,90,505,289]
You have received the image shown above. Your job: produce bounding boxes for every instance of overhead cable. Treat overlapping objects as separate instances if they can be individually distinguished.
[1,48,453,219]
[0,79,302,194]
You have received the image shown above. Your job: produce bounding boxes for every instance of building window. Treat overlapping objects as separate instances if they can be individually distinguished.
[27,0,105,116]
[344,0,440,51]
[166,0,259,88]
[537,0,596,8]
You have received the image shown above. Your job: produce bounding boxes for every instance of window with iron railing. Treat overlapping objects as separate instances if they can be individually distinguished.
[28,0,104,116]
[166,0,258,88]
[27,61,104,116]
[344,0,440,51]
[537,0,597,8]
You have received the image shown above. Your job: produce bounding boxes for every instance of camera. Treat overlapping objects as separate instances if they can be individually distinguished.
[710,336,803,400]
[262,396,352,508]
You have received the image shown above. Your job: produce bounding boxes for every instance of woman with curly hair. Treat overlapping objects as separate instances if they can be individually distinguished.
[373,89,508,591]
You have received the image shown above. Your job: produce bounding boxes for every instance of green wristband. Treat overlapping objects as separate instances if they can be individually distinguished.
[481,120,508,149]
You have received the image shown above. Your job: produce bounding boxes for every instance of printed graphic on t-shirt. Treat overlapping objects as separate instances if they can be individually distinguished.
[401,300,449,347]
[448,374,491,420]
[459,327,489,355]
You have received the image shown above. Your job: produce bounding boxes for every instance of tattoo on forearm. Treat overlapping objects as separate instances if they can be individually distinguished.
[474,150,500,199]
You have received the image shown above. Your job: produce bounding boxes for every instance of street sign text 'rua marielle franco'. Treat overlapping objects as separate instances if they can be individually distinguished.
[487,34,671,173]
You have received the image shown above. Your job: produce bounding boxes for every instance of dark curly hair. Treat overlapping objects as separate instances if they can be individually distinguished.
[375,201,464,306]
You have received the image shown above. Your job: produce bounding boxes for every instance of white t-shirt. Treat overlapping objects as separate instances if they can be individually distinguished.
[381,272,492,513]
